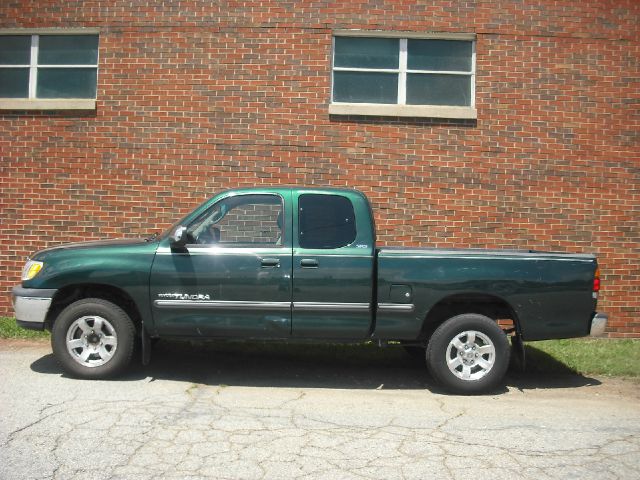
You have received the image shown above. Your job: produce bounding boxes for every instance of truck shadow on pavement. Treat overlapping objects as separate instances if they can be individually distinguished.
[30,340,601,394]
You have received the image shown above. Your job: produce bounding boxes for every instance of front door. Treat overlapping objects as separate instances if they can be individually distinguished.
[150,192,292,337]
[291,192,375,339]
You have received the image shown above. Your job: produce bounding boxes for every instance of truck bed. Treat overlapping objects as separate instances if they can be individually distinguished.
[376,247,597,341]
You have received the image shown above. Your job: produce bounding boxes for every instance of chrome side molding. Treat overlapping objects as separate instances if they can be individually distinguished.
[154,300,290,310]
[293,302,370,311]
[377,303,415,313]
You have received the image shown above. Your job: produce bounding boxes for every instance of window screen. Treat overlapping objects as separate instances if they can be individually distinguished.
[298,194,356,249]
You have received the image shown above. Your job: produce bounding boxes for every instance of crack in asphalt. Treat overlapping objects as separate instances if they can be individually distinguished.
[5,388,637,480]
[1,347,640,480]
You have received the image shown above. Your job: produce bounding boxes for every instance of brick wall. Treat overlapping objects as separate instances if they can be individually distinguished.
[1,1,638,336]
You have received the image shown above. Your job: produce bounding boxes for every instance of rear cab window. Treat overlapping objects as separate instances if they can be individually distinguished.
[298,194,356,249]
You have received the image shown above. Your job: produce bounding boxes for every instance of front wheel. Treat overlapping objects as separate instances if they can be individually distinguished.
[426,314,510,394]
[51,298,135,379]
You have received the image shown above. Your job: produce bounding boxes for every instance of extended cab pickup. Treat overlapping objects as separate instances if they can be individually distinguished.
[12,187,607,393]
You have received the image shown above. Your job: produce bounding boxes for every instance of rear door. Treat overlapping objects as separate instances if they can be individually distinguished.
[291,191,375,339]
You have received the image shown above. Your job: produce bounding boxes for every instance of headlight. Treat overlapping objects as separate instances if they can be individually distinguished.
[21,260,44,281]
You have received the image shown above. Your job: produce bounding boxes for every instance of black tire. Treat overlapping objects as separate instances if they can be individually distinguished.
[51,298,136,379]
[426,313,510,395]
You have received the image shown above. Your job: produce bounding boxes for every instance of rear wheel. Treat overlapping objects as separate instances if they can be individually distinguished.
[51,298,135,379]
[426,313,510,394]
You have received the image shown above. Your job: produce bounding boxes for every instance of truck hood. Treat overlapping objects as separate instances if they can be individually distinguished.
[23,237,160,290]
[32,238,151,259]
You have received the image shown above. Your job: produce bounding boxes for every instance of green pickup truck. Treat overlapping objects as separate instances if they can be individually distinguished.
[12,187,606,394]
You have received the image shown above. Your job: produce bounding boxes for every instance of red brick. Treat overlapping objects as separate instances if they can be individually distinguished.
[1,1,639,336]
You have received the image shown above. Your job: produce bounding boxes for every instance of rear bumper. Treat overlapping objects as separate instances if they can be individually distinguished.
[590,312,608,337]
[11,286,57,331]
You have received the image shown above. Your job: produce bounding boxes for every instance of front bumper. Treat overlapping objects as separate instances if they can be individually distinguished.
[11,286,57,331]
[590,312,608,337]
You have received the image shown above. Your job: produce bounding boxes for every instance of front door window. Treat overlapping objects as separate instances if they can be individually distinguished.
[188,194,284,247]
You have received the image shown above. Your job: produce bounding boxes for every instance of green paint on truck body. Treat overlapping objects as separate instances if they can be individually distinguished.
[376,248,596,341]
[21,187,599,342]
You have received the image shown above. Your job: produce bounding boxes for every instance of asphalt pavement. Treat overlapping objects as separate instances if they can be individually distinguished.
[1,339,639,480]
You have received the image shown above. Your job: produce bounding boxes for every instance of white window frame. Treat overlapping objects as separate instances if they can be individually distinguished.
[0,28,99,110]
[329,31,477,120]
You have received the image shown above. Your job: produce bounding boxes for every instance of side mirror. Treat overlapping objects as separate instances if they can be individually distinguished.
[170,225,188,248]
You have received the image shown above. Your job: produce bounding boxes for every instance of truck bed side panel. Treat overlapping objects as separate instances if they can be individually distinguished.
[376,249,596,341]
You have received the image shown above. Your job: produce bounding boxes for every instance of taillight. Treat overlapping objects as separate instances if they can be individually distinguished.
[593,267,601,292]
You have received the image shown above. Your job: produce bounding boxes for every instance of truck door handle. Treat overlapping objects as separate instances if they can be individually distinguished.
[261,258,280,268]
[300,258,319,268]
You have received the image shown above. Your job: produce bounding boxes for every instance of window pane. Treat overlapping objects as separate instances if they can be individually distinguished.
[36,68,97,98]
[407,40,472,71]
[299,194,356,249]
[334,37,399,69]
[0,36,31,65]
[38,35,98,65]
[190,195,283,246]
[406,73,471,106]
[333,71,397,103]
[0,68,29,97]
[0,35,31,65]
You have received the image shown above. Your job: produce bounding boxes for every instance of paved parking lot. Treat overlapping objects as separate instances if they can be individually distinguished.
[1,339,639,480]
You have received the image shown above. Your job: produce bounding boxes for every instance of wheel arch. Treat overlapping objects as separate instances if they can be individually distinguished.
[419,293,521,341]
[45,283,143,333]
